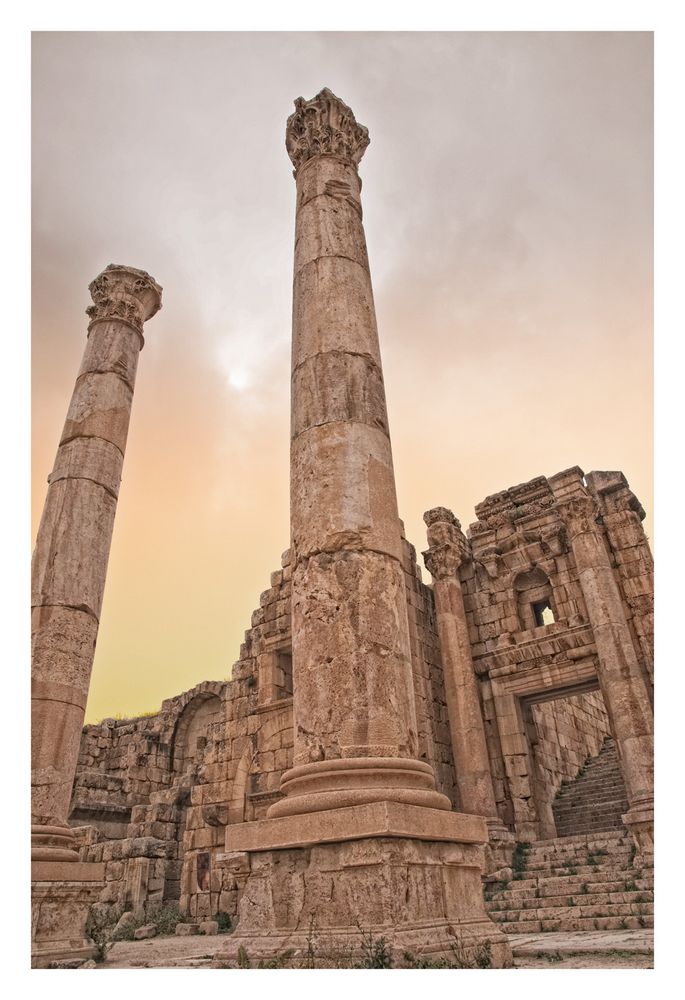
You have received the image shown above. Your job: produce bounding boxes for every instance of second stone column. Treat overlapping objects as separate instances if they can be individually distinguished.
[218,90,512,967]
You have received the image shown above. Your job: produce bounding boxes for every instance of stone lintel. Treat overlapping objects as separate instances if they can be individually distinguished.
[224,800,487,854]
[31,860,105,882]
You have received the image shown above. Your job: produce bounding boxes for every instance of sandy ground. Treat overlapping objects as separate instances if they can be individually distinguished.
[94,928,653,970]
[509,928,654,969]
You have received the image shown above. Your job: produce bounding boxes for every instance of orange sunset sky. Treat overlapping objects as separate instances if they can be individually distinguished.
[31,31,653,724]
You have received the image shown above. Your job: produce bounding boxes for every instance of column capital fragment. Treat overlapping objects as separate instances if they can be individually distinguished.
[555,494,600,538]
[86,263,162,339]
[285,88,370,171]
[422,507,469,581]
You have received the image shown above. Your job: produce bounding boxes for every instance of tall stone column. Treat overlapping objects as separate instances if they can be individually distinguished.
[31,264,162,965]
[218,91,512,968]
[422,508,513,868]
[549,473,653,850]
[268,87,446,818]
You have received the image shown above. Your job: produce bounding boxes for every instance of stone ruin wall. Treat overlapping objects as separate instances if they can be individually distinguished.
[71,532,458,922]
[459,468,652,839]
[70,467,653,920]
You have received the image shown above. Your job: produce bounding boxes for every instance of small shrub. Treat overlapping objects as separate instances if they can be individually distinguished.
[356,926,392,969]
[111,910,147,942]
[473,940,493,969]
[511,842,531,876]
[403,951,452,969]
[216,911,232,933]
[150,903,188,936]
[85,905,122,961]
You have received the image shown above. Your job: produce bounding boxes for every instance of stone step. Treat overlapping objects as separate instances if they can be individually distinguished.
[552,741,629,839]
[554,797,627,809]
[492,914,653,935]
[558,769,624,784]
[525,855,638,868]
[489,889,653,909]
[495,874,653,897]
[554,794,627,807]
[554,823,626,836]
[532,829,631,850]
[516,863,641,880]
[490,902,653,923]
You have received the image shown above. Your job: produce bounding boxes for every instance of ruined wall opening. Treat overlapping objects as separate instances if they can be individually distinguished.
[514,567,557,631]
[258,644,293,705]
[532,599,555,627]
[171,693,223,775]
[520,681,612,840]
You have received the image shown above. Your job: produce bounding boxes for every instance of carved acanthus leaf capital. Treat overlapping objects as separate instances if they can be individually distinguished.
[556,495,600,538]
[86,264,162,336]
[286,88,370,171]
[423,507,470,579]
[423,542,462,582]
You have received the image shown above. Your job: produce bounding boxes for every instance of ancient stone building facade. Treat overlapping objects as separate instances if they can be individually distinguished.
[69,465,654,930]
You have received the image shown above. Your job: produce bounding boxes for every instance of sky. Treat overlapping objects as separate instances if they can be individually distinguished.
[31,31,653,723]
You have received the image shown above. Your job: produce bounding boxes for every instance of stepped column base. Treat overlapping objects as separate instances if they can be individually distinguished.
[214,801,512,967]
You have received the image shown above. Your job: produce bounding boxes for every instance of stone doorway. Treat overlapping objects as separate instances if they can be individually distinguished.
[490,658,617,842]
[519,681,611,840]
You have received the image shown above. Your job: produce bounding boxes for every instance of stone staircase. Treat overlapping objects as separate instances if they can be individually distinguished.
[552,738,628,837]
[485,832,654,934]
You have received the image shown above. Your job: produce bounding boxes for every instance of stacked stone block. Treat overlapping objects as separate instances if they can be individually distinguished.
[69,464,653,935]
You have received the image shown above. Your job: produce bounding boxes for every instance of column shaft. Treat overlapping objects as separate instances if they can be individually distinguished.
[31,264,162,859]
[423,508,513,861]
[552,488,653,845]
[270,88,447,818]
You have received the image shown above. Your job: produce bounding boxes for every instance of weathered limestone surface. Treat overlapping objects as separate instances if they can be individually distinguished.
[69,464,653,945]
[32,264,162,850]
[31,265,161,966]
[549,469,653,849]
[214,837,508,967]
[213,88,511,965]
[279,89,435,818]
[423,507,514,866]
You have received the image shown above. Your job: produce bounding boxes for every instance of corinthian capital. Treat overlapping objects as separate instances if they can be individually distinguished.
[422,507,469,580]
[86,264,162,337]
[556,495,600,537]
[285,88,370,171]
[423,542,462,582]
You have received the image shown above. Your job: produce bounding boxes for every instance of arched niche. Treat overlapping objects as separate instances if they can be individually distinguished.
[170,692,223,774]
[513,566,557,630]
